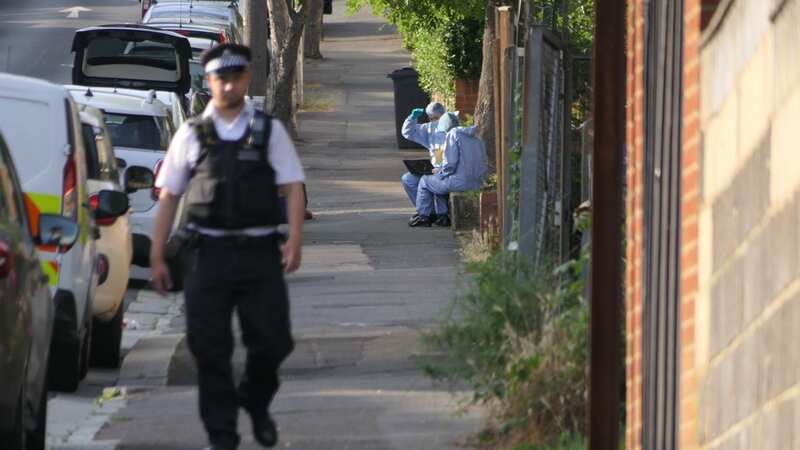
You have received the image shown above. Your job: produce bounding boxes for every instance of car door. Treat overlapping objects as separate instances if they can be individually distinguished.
[2,133,53,419]
[71,25,192,95]
[0,134,36,425]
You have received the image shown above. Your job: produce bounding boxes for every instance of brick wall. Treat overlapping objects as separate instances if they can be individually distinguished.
[624,0,645,448]
[454,78,479,120]
[624,0,714,448]
[697,0,800,447]
[680,1,703,448]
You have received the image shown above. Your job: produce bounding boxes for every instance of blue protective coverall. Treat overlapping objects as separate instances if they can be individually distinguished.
[415,125,487,217]
[400,115,447,207]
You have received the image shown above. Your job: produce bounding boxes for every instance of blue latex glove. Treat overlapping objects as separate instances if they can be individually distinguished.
[410,108,425,120]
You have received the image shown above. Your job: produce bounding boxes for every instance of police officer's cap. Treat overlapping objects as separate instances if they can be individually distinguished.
[202,44,252,76]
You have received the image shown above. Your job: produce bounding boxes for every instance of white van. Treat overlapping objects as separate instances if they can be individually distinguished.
[77,107,154,368]
[0,74,130,392]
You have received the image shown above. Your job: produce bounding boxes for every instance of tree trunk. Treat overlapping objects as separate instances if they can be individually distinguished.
[474,1,498,167]
[304,0,324,59]
[265,0,309,135]
[245,0,269,97]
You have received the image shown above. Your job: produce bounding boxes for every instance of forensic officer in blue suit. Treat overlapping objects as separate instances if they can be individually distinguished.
[400,102,447,208]
[410,112,487,227]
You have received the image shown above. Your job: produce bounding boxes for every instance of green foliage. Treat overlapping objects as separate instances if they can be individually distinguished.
[514,433,587,450]
[506,82,525,241]
[411,27,456,101]
[347,0,485,101]
[442,16,484,80]
[424,228,591,444]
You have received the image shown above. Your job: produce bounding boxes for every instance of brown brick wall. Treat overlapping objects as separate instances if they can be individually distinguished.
[624,0,711,448]
[454,78,479,120]
[624,0,645,447]
[680,1,704,448]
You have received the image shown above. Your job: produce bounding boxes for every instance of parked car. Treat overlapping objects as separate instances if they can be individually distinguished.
[68,87,175,281]
[141,0,243,20]
[149,22,236,47]
[142,3,243,43]
[0,74,129,392]
[76,107,154,367]
[0,131,80,450]
[70,24,192,279]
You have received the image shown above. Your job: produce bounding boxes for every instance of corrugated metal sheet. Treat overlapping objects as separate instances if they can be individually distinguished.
[641,0,684,448]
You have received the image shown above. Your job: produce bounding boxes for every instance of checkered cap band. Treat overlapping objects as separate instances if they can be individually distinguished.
[204,52,250,74]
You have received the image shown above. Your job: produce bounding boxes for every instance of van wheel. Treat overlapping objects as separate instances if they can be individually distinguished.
[48,336,82,392]
[79,321,92,380]
[26,381,47,450]
[90,303,123,368]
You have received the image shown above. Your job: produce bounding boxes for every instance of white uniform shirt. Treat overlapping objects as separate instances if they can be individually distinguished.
[155,102,305,236]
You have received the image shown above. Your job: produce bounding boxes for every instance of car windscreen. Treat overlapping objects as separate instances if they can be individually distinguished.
[103,112,170,151]
[83,36,180,79]
[190,61,208,91]
[188,37,215,58]
[148,6,230,22]
[81,124,102,179]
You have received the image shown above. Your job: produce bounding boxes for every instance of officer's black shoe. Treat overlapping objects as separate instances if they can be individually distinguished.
[251,413,278,448]
[433,214,451,227]
[409,215,433,227]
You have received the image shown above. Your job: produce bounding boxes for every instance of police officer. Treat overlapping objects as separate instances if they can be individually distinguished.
[150,44,305,450]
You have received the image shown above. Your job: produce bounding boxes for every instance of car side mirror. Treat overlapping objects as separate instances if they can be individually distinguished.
[36,214,79,247]
[92,190,129,220]
[116,157,128,169]
[124,166,155,193]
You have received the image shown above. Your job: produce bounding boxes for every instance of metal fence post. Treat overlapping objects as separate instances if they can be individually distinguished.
[518,27,544,261]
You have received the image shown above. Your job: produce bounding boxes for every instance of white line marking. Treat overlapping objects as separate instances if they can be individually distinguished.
[59,6,91,19]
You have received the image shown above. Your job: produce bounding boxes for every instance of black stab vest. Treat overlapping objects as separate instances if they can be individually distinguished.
[183,111,283,229]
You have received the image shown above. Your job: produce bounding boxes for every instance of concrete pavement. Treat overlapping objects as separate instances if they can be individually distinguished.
[60,1,485,448]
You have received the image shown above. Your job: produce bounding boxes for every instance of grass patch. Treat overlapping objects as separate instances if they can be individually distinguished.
[300,84,336,112]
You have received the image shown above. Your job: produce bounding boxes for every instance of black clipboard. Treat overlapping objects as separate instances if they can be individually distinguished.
[403,159,434,176]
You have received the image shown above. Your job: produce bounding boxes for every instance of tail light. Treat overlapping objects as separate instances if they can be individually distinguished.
[152,159,164,201]
[60,157,78,254]
[218,32,226,43]
[97,254,109,285]
[62,158,77,219]
[89,193,117,227]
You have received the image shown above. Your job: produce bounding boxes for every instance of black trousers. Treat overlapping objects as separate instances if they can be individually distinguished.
[183,234,294,449]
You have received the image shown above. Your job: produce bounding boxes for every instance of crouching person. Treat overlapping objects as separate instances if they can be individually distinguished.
[409,112,487,227]
[400,102,446,208]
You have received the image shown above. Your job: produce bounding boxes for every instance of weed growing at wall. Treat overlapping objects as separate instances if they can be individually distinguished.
[424,214,590,449]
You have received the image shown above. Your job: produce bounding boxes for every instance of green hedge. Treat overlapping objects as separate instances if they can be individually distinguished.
[347,0,484,102]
